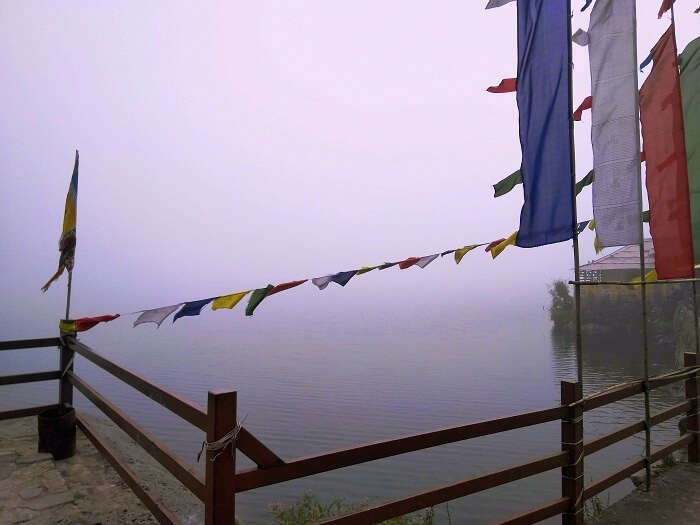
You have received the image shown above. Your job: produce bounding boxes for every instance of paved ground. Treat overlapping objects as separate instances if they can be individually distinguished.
[591,462,700,525]
[0,415,202,524]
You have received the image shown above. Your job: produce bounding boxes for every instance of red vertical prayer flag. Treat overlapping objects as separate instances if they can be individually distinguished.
[640,25,694,279]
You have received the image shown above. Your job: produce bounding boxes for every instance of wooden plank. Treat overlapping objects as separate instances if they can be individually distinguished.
[0,370,61,386]
[0,404,57,421]
[649,434,693,463]
[494,497,570,525]
[649,400,692,427]
[69,372,206,501]
[561,381,583,525]
[0,338,60,351]
[583,383,643,412]
[684,353,700,462]
[237,427,285,468]
[583,458,645,501]
[76,415,181,525]
[584,420,645,457]
[315,451,569,524]
[59,340,74,406]
[67,339,207,430]
[205,390,236,525]
[236,405,565,492]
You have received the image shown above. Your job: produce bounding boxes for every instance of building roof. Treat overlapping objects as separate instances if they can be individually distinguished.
[580,238,654,271]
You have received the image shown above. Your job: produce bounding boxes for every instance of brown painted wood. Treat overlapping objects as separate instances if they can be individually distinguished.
[685,353,700,462]
[315,451,568,524]
[650,400,692,427]
[495,497,570,525]
[237,427,284,468]
[649,434,693,463]
[649,368,700,389]
[584,420,645,457]
[0,370,61,386]
[59,339,74,407]
[68,339,207,430]
[236,405,565,492]
[0,404,58,421]
[205,390,236,525]
[582,382,644,411]
[76,415,181,525]
[68,372,205,501]
[583,458,645,501]
[0,338,60,351]
[561,381,583,525]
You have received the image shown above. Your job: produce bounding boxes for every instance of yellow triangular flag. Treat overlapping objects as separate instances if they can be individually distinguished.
[212,291,251,310]
[356,266,379,275]
[454,245,478,264]
[594,236,603,254]
[588,218,596,231]
[491,231,518,259]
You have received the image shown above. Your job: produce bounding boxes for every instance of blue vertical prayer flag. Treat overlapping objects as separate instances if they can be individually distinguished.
[515,0,574,248]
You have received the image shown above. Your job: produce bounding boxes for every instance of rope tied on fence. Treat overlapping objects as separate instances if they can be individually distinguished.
[197,414,247,463]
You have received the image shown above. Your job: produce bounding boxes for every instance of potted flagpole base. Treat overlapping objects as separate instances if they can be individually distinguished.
[38,319,78,460]
[38,406,76,460]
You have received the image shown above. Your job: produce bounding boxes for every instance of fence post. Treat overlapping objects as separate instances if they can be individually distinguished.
[561,380,583,525]
[205,390,237,525]
[58,337,74,407]
[684,353,700,462]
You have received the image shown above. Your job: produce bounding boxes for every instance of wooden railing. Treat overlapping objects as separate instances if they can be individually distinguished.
[1,337,699,525]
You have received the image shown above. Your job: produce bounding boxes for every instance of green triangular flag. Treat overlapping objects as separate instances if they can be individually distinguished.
[245,285,273,316]
[575,169,595,195]
[493,169,522,197]
[642,210,650,223]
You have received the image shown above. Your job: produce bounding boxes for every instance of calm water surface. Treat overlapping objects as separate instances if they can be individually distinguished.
[1,303,686,524]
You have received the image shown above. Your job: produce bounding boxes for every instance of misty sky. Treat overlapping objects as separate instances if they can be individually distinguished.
[1,1,697,340]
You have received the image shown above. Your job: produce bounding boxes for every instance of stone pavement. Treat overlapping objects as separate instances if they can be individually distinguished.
[0,416,174,524]
[590,462,700,525]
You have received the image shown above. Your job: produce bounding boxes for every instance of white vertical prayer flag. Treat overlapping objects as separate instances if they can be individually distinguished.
[577,0,642,247]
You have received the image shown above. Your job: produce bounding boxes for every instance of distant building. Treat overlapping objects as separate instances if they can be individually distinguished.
[580,239,654,282]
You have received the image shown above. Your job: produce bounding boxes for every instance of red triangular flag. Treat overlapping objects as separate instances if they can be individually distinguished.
[573,96,593,121]
[486,78,517,93]
[75,314,120,332]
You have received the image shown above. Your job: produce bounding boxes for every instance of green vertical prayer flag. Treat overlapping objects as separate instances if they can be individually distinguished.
[680,37,700,265]
[642,210,650,223]
[493,170,522,197]
[245,285,273,316]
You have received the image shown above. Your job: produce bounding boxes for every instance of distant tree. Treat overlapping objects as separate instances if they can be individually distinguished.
[548,279,574,326]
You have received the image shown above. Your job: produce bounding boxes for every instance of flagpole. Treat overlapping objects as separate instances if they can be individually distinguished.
[65,270,72,320]
[631,1,652,491]
[670,0,700,375]
[567,0,583,385]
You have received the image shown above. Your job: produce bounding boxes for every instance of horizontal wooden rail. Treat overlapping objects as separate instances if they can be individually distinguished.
[495,497,570,525]
[77,415,181,525]
[237,427,285,468]
[0,404,58,421]
[0,337,60,351]
[68,372,206,501]
[67,339,207,431]
[583,434,693,501]
[0,370,61,386]
[584,400,691,457]
[315,451,569,525]
[236,405,565,492]
[583,383,644,412]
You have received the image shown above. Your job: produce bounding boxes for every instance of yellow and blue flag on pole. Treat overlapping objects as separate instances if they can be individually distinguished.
[42,150,78,292]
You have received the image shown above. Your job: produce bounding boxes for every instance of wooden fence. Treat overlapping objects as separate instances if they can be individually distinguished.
[1,336,699,525]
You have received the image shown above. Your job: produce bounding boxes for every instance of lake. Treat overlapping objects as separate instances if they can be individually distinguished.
[1,297,688,524]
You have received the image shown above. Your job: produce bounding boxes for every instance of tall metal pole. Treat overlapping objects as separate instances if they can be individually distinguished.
[670,0,700,373]
[631,1,651,491]
[567,0,583,386]
[65,270,73,320]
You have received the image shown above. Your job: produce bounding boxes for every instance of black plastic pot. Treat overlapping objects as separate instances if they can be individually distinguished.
[38,406,76,460]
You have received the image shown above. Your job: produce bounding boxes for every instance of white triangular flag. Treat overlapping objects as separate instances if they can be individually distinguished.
[133,304,182,328]
[415,254,439,269]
